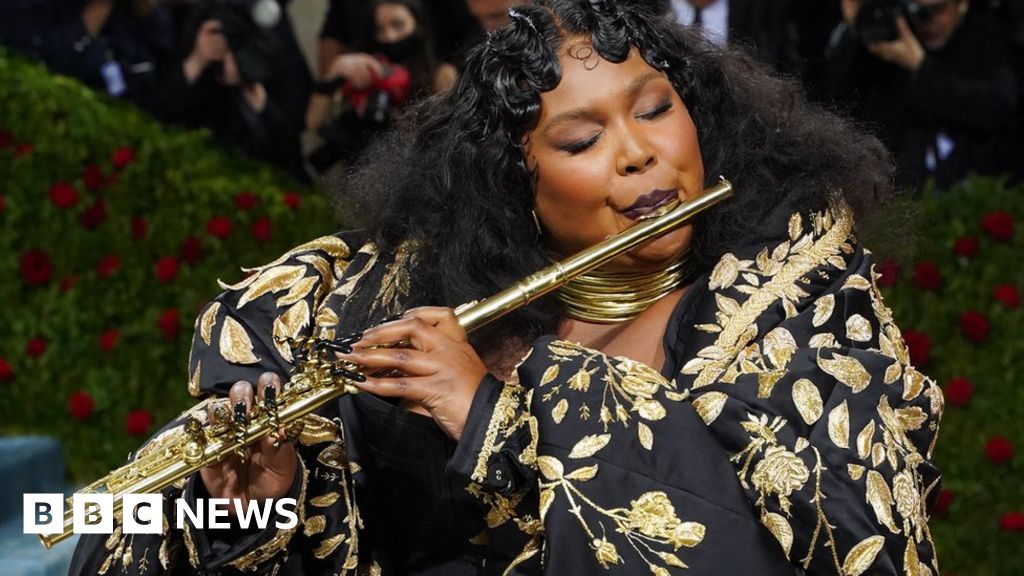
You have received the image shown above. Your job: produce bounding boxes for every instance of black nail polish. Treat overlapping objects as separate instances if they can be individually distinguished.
[234,401,247,424]
[383,314,403,323]
[320,340,353,354]
[333,367,366,383]
[264,386,277,405]
[336,332,363,345]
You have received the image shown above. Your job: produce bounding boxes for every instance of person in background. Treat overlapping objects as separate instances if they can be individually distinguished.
[0,0,175,111]
[665,0,803,73]
[820,0,1017,190]
[306,0,457,175]
[153,2,307,180]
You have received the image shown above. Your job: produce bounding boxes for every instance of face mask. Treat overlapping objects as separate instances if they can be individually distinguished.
[376,33,423,63]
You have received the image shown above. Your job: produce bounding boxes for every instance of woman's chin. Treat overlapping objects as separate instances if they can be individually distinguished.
[605,227,692,272]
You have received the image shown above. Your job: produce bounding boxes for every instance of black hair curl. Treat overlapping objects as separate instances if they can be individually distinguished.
[344,0,894,348]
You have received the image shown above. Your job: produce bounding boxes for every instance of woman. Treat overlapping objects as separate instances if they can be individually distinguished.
[305,0,457,172]
[70,1,942,575]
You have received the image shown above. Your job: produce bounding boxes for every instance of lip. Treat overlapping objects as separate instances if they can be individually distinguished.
[622,188,679,220]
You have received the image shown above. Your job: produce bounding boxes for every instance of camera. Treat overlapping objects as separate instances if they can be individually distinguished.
[192,0,282,84]
[855,0,959,44]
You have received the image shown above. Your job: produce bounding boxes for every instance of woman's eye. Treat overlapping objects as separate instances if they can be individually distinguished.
[558,133,600,155]
[638,100,672,120]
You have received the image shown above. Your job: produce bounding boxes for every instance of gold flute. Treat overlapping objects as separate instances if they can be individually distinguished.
[39,178,732,549]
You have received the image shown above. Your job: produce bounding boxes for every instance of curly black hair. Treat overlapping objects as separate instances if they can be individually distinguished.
[344,0,894,348]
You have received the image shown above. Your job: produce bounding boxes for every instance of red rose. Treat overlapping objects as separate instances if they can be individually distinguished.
[155,256,179,283]
[26,337,47,359]
[20,249,53,286]
[48,182,79,209]
[179,235,203,264]
[953,236,978,259]
[993,284,1020,310]
[0,131,12,148]
[131,216,148,240]
[97,254,122,279]
[981,211,1015,241]
[282,191,301,210]
[912,261,942,292]
[874,259,900,288]
[960,310,991,343]
[125,409,153,436]
[100,329,120,352]
[933,489,955,516]
[206,216,233,239]
[901,330,932,367]
[158,308,180,341]
[943,377,974,408]
[985,436,1014,465]
[81,164,105,191]
[234,191,258,211]
[14,143,33,156]
[112,146,136,168]
[250,216,272,242]
[68,391,94,421]
[79,200,108,229]
[1000,511,1024,532]
[0,358,13,382]
[59,274,78,293]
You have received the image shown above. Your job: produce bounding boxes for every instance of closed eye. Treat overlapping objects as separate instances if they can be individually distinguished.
[638,100,672,120]
[558,132,601,155]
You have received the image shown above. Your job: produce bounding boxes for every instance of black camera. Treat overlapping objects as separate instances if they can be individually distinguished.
[856,0,959,44]
[198,0,281,84]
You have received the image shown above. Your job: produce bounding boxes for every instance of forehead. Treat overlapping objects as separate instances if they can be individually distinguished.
[537,43,666,117]
[376,3,413,20]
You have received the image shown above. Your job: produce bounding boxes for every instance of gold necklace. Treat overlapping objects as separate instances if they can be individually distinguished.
[557,254,691,323]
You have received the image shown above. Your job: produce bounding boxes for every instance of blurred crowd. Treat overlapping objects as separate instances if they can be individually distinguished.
[1,0,1020,191]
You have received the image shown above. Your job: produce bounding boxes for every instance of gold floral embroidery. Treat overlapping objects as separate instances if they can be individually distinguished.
[218,316,261,365]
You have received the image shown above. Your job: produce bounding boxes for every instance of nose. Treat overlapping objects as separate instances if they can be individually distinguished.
[616,127,656,176]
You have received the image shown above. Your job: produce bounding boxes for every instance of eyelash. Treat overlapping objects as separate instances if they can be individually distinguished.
[558,100,674,155]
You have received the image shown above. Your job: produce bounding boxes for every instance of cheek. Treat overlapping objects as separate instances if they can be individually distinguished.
[534,157,609,218]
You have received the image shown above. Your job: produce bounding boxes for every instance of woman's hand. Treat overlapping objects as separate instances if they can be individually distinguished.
[337,307,489,441]
[199,373,298,512]
[841,0,864,29]
[325,53,385,90]
[184,20,228,83]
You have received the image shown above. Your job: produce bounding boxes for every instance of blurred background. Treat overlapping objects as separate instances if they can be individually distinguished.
[0,1,1020,574]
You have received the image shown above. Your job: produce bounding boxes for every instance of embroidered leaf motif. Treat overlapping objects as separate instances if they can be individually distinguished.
[568,370,591,392]
[763,327,797,368]
[548,341,583,358]
[808,333,838,349]
[199,302,220,345]
[691,392,728,425]
[569,434,611,459]
[537,456,564,480]
[866,470,901,534]
[884,362,903,385]
[219,316,260,365]
[902,368,925,400]
[636,399,666,421]
[848,463,866,480]
[828,400,850,449]
[709,253,740,290]
[812,295,835,327]
[277,276,318,308]
[792,379,823,425]
[313,534,346,559]
[761,512,794,558]
[552,399,569,424]
[565,464,599,481]
[273,301,310,363]
[896,407,928,431]
[237,265,307,309]
[716,294,742,316]
[788,212,803,241]
[310,493,340,507]
[658,551,688,569]
[842,275,872,291]
[845,314,873,342]
[818,353,872,393]
[539,365,560,386]
[188,361,202,398]
[857,420,876,460]
[539,487,555,520]
[638,422,654,450]
[842,535,886,576]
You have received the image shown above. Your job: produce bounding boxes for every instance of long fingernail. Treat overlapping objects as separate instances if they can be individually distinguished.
[234,401,248,424]
[333,366,366,382]
[320,340,353,354]
[335,332,363,345]
[383,314,403,323]
[264,385,277,405]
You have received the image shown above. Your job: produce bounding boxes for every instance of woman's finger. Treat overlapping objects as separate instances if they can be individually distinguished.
[403,307,468,342]
[338,346,437,376]
[256,373,288,450]
[351,374,432,403]
[350,315,452,352]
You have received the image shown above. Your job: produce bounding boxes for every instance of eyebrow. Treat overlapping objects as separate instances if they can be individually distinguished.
[542,71,665,136]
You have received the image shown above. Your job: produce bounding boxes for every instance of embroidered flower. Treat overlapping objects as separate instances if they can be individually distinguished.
[892,469,920,521]
[591,537,621,568]
[751,445,809,499]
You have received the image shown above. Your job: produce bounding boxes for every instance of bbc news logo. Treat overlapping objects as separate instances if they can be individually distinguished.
[24,494,299,535]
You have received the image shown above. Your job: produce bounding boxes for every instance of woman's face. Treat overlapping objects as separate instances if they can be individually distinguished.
[375,3,417,44]
[525,43,705,272]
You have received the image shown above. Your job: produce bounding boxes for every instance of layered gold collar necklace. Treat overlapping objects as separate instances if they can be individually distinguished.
[557,254,692,323]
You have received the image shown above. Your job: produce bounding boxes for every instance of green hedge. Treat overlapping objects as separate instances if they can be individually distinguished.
[0,52,336,481]
[871,179,1024,574]
[1,51,1021,573]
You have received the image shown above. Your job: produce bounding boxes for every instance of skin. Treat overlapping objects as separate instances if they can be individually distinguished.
[845,0,969,71]
[204,45,705,502]
[375,3,417,43]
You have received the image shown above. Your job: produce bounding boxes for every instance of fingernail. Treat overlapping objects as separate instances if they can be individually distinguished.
[335,332,363,345]
[333,366,366,383]
[264,386,277,403]
[234,401,247,424]
[321,340,353,354]
[382,314,403,323]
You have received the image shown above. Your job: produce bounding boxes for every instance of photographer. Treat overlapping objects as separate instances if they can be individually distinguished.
[305,0,457,176]
[820,0,1017,190]
[0,0,175,110]
[153,1,307,179]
